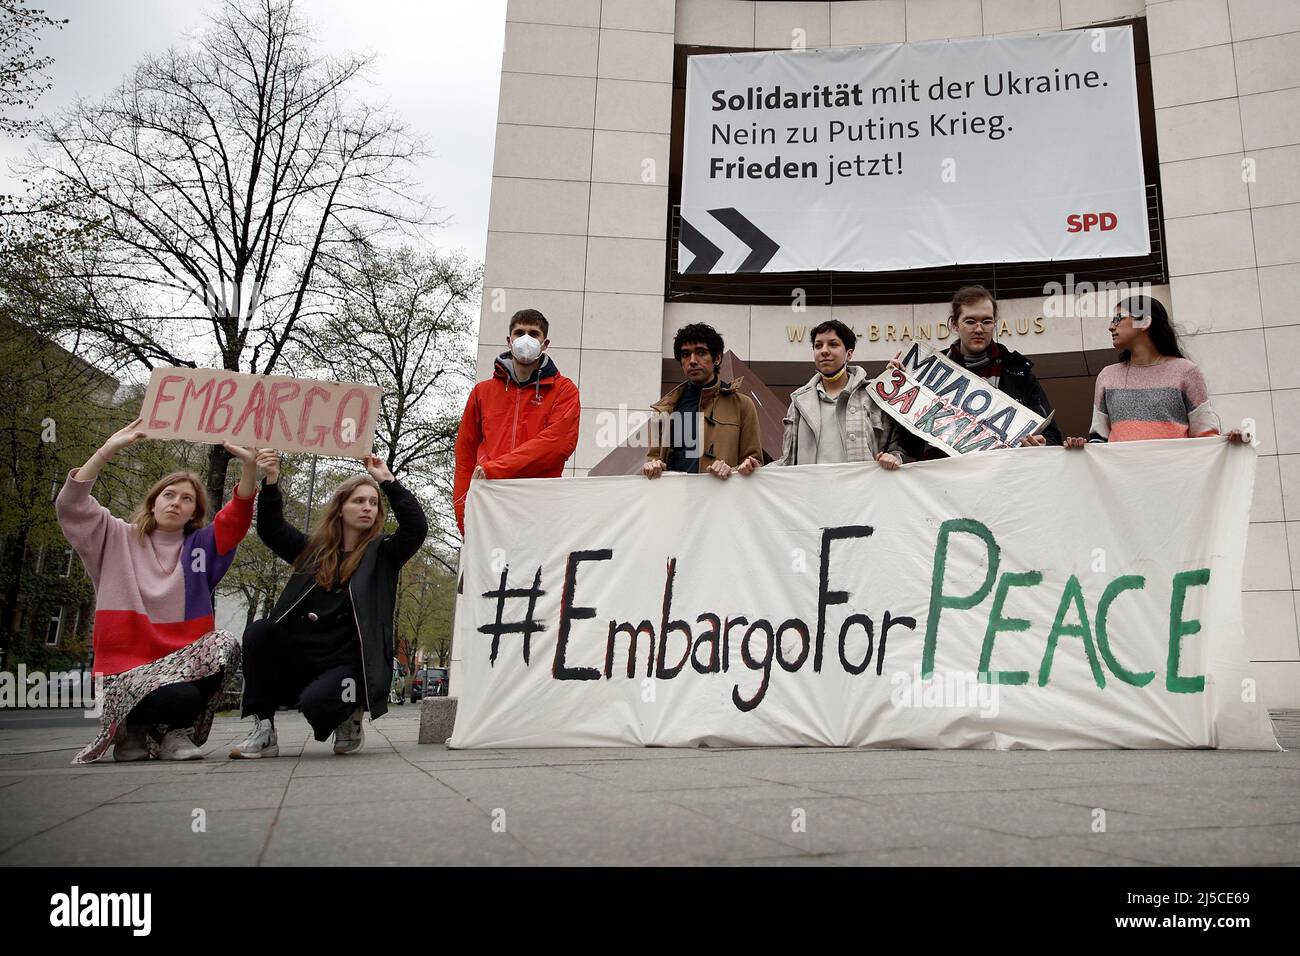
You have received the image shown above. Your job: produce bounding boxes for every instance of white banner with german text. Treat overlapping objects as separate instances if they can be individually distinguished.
[679,27,1149,273]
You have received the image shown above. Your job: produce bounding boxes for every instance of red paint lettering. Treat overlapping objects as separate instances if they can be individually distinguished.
[203,378,239,433]
[266,381,301,444]
[232,381,269,441]
[297,386,331,448]
[333,388,370,451]
[175,378,215,432]
[147,375,184,429]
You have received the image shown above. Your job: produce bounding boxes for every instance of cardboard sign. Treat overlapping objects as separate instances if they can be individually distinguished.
[449,440,1277,751]
[139,367,380,457]
[868,342,1049,455]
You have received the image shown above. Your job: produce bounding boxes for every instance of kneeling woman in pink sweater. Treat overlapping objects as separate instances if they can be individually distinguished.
[55,418,260,764]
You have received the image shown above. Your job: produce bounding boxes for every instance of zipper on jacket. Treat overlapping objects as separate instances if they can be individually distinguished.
[510,379,521,450]
[273,582,317,624]
[348,579,372,721]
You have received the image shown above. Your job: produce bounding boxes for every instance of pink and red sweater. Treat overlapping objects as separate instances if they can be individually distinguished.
[1089,357,1219,442]
[55,469,255,676]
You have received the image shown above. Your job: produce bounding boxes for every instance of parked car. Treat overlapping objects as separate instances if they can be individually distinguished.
[410,667,448,702]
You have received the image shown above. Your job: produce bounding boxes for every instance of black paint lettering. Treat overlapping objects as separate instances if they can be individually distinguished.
[775,618,810,672]
[605,620,656,679]
[552,549,611,681]
[838,613,875,675]
[815,526,874,672]
[733,619,775,712]
[878,611,916,675]
[656,557,691,679]
[691,613,721,674]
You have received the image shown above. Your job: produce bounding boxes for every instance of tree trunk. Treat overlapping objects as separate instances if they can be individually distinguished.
[0,525,32,669]
[206,442,232,509]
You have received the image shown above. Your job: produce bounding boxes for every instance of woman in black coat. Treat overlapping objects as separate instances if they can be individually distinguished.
[230,451,428,757]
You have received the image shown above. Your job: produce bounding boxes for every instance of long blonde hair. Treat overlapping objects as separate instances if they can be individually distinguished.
[293,473,387,587]
[130,471,209,541]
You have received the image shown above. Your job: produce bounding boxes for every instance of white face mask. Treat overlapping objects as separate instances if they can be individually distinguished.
[510,335,542,363]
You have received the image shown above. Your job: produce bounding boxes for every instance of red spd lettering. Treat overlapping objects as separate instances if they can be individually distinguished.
[1067,212,1118,232]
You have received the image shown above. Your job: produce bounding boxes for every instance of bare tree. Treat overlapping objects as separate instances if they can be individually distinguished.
[0,0,65,138]
[27,0,430,507]
[294,233,478,562]
[394,543,456,683]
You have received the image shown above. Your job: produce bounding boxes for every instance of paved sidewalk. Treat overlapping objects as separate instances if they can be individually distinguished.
[0,708,1296,866]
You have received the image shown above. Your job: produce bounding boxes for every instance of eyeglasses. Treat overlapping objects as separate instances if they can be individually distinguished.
[958,318,995,329]
[1107,315,1132,329]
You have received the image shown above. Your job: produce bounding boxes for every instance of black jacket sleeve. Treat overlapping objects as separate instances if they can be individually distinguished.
[378,478,429,569]
[1022,372,1063,446]
[256,480,308,564]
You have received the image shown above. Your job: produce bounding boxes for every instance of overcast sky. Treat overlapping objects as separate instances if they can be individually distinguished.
[1,0,507,261]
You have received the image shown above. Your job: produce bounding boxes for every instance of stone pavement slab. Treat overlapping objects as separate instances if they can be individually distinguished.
[0,708,1295,866]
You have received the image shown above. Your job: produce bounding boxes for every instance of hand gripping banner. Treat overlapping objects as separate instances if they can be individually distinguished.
[450,440,1277,751]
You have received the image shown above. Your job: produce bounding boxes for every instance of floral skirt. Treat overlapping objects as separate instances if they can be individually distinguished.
[73,630,242,765]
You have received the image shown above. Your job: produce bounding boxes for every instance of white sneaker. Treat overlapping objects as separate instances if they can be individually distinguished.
[333,707,365,755]
[159,729,204,761]
[113,726,150,762]
[229,718,278,759]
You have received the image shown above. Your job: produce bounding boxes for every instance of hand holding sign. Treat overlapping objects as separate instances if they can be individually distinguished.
[76,417,148,482]
[221,440,257,465]
[363,453,394,484]
[255,448,281,485]
[101,418,148,458]
[869,343,1048,456]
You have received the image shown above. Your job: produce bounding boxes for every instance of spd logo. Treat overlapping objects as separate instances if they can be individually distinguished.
[1067,212,1117,232]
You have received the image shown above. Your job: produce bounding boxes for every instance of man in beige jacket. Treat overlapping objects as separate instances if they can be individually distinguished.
[644,323,762,480]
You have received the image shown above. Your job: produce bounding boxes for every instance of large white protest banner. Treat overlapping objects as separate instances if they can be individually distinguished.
[869,342,1050,454]
[450,440,1277,751]
[680,27,1148,273]
[139,367,381,458]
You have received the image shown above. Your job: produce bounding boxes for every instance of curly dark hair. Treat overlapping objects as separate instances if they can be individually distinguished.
[672,323,724,362]
[810,319,856,352]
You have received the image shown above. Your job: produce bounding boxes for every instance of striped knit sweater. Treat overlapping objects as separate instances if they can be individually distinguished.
[55,469,255,676]
[1089,357,1219,442]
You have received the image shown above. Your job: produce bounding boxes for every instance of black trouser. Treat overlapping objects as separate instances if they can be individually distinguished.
[240,619,364,741]
[126,672,223,729]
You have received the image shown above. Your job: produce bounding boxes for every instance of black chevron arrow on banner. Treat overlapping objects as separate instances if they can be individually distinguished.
[679,208,780,274]
[679,217,722,274]
[708,207,780,272]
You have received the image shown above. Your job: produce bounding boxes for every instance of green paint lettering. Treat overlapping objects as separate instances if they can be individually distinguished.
[1167,568,1210,694]
[922,519,999,679]
[1095,575,1153,687]
[1038,575,1105,688]
[978,570,1041,685]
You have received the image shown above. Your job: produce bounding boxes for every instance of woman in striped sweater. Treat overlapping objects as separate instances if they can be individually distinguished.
[55,418,260,764]
[1065,296,1245,447]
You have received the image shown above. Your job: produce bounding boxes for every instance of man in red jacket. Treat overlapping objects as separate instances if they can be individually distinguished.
[453,309,581,537]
